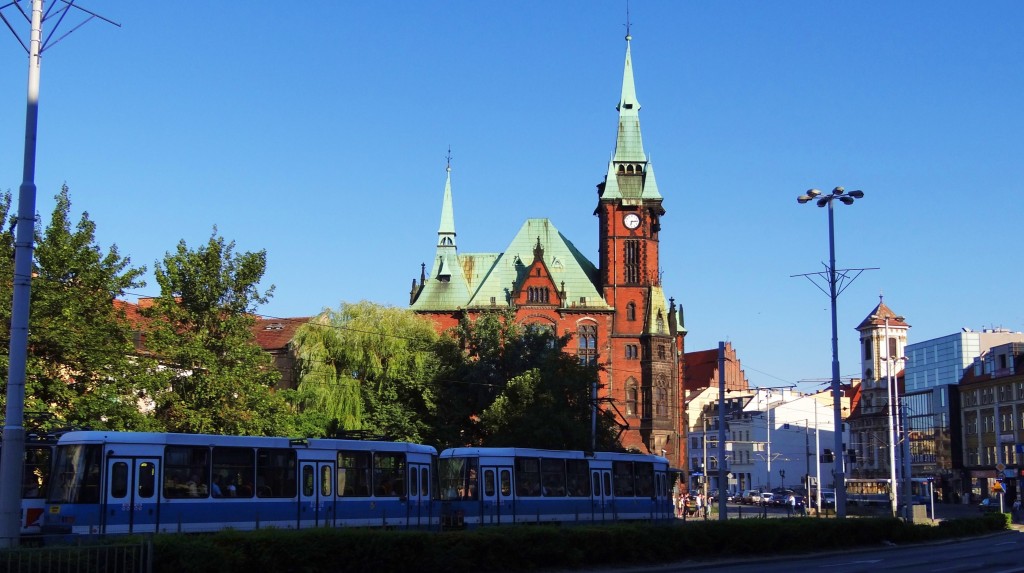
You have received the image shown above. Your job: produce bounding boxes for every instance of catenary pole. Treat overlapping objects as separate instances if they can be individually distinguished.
[0,0,43,548]
[717,341,727,520]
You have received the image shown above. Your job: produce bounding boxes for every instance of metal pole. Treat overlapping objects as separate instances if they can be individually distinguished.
[717,341,727,520]
[827,199,847,518]
[902,402,913,521]
[823,201,847,519]
[815,400,822,515]
[0,0,44,548]
[885,317,898,517]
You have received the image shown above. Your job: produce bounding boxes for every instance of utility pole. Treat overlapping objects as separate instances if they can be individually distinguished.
[0,1,118,547]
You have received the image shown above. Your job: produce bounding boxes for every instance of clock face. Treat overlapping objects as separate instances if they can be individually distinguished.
[623,213,641,229]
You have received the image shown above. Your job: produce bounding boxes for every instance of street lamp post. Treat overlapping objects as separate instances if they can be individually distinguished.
[797,186,865,519]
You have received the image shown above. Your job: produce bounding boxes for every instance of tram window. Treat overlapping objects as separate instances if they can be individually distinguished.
[139,462,156,498]
[592,473,601,497]
[635,463,654,497]
[566,460,590,497]
[541,458,566,496]
[603,472,612,497]
[409,467,417,497]
[373,453,406,497]
[320,465,332,497]
[484,469,495,496]
[613,461,635,497]
[420,467,429,497]
[515,457,541,496]
[213,447,255,498]
[256,448,296,498]
[23,446,51,498]
[500,469,511,496]
[165,446,211,498]
[111,462,129,499]
[338,451,370,496]
[49,444,102,504]
[302,465,314,497]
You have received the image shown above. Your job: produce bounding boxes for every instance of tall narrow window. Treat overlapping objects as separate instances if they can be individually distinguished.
[626,380,638,415]
[577,324,597,365]
[626,302,636,321]
[624,240,640,284]
[864,339,872,360]
[655,376,668,418]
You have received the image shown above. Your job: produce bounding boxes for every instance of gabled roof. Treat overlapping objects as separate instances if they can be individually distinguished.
[465,218,608,310]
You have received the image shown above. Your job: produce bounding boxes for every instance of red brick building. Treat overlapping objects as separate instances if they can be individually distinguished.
[408,34,688,466]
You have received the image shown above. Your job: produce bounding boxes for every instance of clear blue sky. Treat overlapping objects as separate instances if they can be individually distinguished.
[1,1,1021,391]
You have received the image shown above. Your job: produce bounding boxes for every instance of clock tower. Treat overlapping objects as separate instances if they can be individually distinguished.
[595,32,680,456]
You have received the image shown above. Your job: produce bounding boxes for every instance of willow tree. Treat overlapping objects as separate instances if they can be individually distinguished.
[291,301,439,441]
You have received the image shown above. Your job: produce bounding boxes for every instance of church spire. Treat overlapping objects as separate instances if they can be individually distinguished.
[437,148,456,248]
[615,33,645,163]
[598,31,661,201]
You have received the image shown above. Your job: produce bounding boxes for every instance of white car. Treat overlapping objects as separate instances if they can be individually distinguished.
[759,492,775,505]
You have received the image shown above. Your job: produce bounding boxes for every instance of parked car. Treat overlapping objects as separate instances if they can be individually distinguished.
[812,489,836,508]
[741,489,760,504]
[759,492,775,505]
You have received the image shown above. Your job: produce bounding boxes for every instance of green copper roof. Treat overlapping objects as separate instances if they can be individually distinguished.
[411,166,471,312]
[465,219,608,310]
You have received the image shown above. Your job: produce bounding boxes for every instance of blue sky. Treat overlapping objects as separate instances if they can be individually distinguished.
[1,1,1021,391]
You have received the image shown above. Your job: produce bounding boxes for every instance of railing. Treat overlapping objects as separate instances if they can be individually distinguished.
[0,537,152,573]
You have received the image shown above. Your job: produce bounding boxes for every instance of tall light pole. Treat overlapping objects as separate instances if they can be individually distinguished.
[797,186,865,519]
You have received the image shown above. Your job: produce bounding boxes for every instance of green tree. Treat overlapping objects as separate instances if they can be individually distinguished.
[291,301,439,441]
[431,310,621,451]
[142,229,288,435]
[0,185,156,431]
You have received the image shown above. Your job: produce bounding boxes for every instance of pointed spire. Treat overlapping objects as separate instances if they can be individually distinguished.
[614,33,645,163]
[599,31,661,201]
[437,148,457,248]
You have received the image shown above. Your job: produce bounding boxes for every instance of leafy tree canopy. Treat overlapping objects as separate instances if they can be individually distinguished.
[0,186,157,431]
[142,228,289,436]
[291,301,439,441]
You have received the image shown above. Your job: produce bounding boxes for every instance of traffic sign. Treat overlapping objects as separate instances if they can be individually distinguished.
[996,463,1006,472]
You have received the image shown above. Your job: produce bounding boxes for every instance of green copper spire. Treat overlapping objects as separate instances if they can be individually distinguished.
[600,33,662,201]
[615,35,645,163]
[438,152,456,247]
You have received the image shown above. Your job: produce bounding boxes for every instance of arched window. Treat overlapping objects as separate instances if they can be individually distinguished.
[625,380,638,416]
[626,302,636,321]
[618,165,625,174]
[577,324,597,365]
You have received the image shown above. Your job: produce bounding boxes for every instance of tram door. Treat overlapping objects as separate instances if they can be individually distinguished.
[480,465,515,525]
[104,457,159,534]
[406,462,432,528]
[591,468,613,521]
[299,461,335,528]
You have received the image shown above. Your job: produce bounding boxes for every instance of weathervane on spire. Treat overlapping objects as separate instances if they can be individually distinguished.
[625,0,632,41]
[446,146,452,173]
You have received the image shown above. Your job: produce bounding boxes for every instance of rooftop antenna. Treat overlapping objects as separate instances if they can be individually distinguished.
[0,0,119,549]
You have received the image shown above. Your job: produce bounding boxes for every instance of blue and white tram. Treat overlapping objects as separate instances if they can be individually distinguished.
[0,432,58,537]
[43,431,437,535]
[437,447,673,528]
